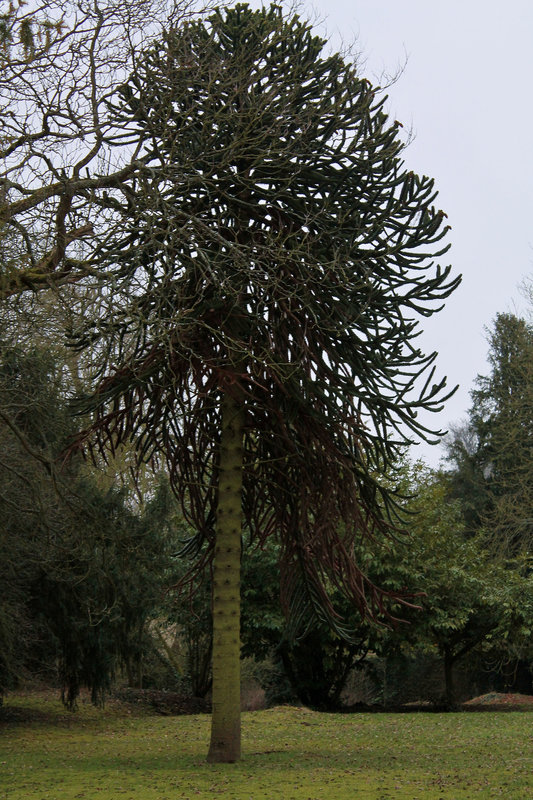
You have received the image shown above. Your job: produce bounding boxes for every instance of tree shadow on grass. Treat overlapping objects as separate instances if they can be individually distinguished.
[0,704,64,726]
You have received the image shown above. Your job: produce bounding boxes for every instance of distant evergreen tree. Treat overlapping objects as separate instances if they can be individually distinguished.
[445,312,533,554]
[0,345,176,705]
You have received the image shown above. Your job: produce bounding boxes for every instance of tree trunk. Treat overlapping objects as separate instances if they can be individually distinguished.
[443,647,457,710]
[207,391,245,763]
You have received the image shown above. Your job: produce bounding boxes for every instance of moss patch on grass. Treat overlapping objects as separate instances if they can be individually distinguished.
[1,691,532,799]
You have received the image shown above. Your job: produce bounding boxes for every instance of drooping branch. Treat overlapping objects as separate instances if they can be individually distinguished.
[67,4,460,635]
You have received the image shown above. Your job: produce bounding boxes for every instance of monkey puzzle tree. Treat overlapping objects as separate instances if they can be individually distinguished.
[69,4,460,761]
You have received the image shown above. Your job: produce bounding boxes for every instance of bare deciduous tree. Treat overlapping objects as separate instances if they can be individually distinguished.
[1,0,208,299]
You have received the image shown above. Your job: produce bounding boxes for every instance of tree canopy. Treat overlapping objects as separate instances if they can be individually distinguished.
[380,467,532,709]
[72,1,459,614]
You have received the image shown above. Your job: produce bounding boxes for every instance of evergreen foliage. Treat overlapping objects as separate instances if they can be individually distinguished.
[0,344,177,706]
[445,312,533,555]
[66,3,459,759]
[72,1,459,629]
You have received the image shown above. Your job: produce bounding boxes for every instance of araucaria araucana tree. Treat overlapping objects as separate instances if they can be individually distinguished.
[70,4,460,762]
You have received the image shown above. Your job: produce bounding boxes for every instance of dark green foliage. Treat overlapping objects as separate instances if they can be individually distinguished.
[369,466,533,708]
[179,581,213,698]
[0,346,64,447]
[440,313,533,700]
[443,422,492,534]
[240,545,284,664]
[32,480,176,708]
[159,544,283,699]
[0,344,177,705]
[278,628,369,710]
[241,544,372,710]
[158,572,214,698]
[71,2,460,633]
[0,345,69,695]
[471,313,533,554]
[167,541,370,710]
[445,312,533,554]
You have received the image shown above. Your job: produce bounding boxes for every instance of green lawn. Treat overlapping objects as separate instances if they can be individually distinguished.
[1,692,531,799]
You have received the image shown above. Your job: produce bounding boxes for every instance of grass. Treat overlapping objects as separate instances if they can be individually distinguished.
[1,691,532,799]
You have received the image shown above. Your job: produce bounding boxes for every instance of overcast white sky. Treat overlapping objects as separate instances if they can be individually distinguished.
[248,0,533,466]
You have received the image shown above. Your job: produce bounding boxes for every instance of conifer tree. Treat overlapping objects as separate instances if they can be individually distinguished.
[471,313,533,554]
[70,4,460,761]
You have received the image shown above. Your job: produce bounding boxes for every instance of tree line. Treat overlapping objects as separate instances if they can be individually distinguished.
[1,315,531,715]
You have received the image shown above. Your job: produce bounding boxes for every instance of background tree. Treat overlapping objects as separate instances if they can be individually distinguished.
[0,0,213,704]
[442,420,491,535]
[243,463,533,711]
[441,305,533,701]
[68,4,460,762]
[366,465,533,709]
[445,312,533,555]
[0,0,200,301]
[471,313,533,554]
[241,541,373,710]
[0,343,178,705]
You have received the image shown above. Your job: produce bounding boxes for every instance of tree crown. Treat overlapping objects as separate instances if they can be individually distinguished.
[70,3,460,629]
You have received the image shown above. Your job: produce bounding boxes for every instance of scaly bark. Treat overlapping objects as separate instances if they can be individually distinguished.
[207,391,245,763]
